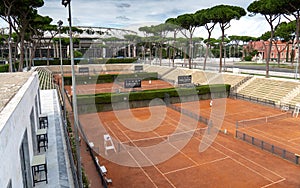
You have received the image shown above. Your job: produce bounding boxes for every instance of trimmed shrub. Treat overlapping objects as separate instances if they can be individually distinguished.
[244,55,252,61]
[77,84,231,105]
[0,64,9,72]
[33,58,137,66]
[64,72,158,85]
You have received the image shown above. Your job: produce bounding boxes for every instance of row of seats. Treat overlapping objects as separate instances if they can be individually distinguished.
[44,64,300,107]
[36,67,55,90]
[144,65,247,87]
[238,77,300,105]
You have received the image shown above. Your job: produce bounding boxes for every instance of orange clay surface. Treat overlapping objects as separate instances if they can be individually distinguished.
[78,98,300,187]
[63,79,173,95]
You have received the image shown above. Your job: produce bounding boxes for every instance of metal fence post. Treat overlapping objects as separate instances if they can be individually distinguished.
[295,154,300,164]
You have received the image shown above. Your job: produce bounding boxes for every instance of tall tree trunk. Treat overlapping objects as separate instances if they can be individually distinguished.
[296,17,300,79]
[266,29,274,78]
[203,32,211,71]
[189,35,192,69]
[8,22,13,72]
[172,32,177,67]
[159,43,162,66]
[219,29,224,73]
[19,33,25,71]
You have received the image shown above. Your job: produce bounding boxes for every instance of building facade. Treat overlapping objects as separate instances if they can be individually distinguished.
[0,72,40,187]
[245,40,298,62]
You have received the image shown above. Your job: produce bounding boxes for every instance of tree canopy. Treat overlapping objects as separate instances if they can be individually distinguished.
[248,0,287,77]
[210,5,246,72]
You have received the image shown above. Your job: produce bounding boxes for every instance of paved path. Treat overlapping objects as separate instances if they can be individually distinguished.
[35,90,75,188]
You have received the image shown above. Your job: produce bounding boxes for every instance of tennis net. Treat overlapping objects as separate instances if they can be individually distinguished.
[117,127,207,151]
[237,112,292,129]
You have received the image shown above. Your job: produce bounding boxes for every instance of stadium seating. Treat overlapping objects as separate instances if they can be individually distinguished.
[36,67,55,90]
[238,77,299,104]
[144,65,175,77]
[162,68,194,83]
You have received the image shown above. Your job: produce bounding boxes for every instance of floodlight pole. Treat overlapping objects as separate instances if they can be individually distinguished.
[8,25,13,72]
[297,36,300,80]
[62,0,83,187]
[58,20,67,126]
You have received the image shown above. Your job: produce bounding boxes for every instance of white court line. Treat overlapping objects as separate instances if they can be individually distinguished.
[104,122,158,188]
[244,128,300,152]
[260,178,286,188]
[164,156,229,175]
[112,121,176,188]
[288,137,300,142]
[105,111,286,187]
[165,109,284,183]
[204,137,286,181]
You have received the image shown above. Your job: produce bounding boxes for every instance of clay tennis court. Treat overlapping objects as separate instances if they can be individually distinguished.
[79,98,300,187]
[236,115,300,154]
[64,79,173,95]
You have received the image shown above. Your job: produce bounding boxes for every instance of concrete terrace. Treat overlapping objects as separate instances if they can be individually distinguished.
[36,89,75,188]
[0,72,32,113]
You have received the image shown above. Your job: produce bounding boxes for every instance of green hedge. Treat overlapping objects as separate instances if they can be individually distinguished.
[33,58,137,66]
[64,72,158,85]
[77,84,230,105]
[0,64,9,72]
[34,59,84,66]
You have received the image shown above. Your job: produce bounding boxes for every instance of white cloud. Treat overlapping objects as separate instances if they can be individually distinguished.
[0,0,283,39]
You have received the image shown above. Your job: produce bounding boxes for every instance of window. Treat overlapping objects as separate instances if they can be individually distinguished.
[30,108,37,154]
[19,130,32,188]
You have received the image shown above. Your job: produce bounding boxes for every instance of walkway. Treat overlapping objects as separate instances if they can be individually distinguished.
[35,89,75,188]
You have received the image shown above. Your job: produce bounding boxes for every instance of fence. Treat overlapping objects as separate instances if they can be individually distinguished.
[236,130,300,165]
[55,86,79,188]
[231,93,275,107]
[78,122,109,188]
[168,103,211,126]
[236,112,292,129]
[58,82,108,188]
[230,76,253,93]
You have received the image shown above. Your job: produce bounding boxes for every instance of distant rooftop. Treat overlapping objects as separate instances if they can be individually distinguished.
[0,72,32,112]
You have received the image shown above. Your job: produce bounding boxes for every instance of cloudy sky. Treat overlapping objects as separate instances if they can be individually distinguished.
[1,0,273,38]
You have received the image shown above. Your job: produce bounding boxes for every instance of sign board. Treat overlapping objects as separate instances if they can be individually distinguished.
[78,67,89,74]
[134,65,143,71]
[124,79,142,88]
[178,75,192,84]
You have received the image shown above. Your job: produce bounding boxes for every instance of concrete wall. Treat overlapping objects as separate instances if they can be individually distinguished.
[0,72,40,187]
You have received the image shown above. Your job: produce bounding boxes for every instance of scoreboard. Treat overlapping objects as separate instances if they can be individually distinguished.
[124,79,142,88]
[134,65,143,71]
[178,75,192,84]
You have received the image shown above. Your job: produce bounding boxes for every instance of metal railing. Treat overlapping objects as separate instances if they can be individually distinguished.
[236,130,300,165]
[231,93,276,107]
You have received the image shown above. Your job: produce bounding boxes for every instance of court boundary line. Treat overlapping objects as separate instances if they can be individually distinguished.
[288,136,300,142]
[176,100,288,186]
[103,122,159,188]
[242,127,300,153]
[164,156,229,175]
[201,136,286,186]
[98,105,287,187]
[111,121,177,188]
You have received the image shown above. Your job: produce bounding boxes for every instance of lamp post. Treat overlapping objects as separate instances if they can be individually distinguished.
[8,37,13,72]
[296,32,300,80]
[57,20,67,125]
[61,1,83,187]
